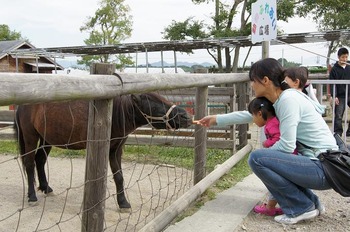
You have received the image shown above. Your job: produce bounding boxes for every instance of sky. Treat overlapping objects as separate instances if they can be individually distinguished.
[2,0,339,66]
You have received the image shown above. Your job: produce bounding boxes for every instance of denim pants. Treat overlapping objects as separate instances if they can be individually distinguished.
[334,97,350,135]
[248,149,331,217]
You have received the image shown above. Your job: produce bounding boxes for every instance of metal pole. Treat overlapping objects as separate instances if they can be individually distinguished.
[35,55,39,73]
[161,51,165,73]
[145,48,149,73]
[173,50,178,73]
[135,51,138,73]
[262,41,269,58]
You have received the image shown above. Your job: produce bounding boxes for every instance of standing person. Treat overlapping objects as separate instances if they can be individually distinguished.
[197,58,338,225]
[329,47,350,136]
[248,97,283,216]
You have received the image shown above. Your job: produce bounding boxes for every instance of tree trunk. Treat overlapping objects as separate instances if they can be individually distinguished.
[225,47,231,73]
[232,45,241,73]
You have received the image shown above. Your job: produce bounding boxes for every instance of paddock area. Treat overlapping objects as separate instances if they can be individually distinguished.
[0,154,193,231]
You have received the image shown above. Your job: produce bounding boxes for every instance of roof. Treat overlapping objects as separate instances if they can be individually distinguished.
[0,40,33,59]
[0,40,64,70]
[24,62,62,68]
[6,30,350,57]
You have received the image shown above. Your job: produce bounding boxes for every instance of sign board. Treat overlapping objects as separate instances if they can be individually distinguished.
[251,0,277,44]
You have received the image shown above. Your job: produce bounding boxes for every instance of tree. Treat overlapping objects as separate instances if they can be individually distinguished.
[163,0,297,73]
[79,0,133,69]
[297,0,350,67]
[0,24,22,40]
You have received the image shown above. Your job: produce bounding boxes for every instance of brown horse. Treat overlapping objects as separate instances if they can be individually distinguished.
[15,92,192,209]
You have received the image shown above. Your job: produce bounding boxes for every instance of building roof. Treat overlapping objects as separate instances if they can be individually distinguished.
[0,40,64,70]
[6,30,349,57]
[0,40,33,59]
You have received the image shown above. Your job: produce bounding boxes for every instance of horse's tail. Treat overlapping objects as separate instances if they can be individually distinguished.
[14,107,26,156]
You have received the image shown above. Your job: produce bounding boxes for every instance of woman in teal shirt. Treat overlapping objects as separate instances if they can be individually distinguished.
[198,58,338,225]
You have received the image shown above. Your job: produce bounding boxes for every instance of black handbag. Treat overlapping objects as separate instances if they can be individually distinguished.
[318,150,350,197]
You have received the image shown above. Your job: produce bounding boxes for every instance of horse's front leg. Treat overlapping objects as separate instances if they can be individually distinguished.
[35,140,53,194]
[109,145,131,210]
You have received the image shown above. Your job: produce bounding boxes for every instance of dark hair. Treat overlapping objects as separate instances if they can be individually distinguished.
[249,58,289,90]
[283,67,309,89]
[248,97,275,121]
[338,47,349,57]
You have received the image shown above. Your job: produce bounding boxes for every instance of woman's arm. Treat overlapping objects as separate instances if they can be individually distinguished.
[197,111,253,127]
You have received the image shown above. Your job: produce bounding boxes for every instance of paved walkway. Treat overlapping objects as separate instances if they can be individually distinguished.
[164,173,266,232]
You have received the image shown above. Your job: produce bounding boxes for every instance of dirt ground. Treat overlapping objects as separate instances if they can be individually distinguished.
[0,153,193,232]
[234,189,350,232]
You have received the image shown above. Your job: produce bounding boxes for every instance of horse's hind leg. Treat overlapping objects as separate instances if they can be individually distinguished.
[21,149,38,203]
[35,139,53,194]
[110,146,131,210]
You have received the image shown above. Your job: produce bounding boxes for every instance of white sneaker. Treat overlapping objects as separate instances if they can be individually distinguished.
[274,209,319,225]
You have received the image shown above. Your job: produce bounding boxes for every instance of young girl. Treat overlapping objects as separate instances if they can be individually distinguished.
[248,97,283,216]
[248,97,280,149]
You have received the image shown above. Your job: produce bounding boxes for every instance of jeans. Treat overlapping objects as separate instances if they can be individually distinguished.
[248,149,331,217]
[334,97,350,135]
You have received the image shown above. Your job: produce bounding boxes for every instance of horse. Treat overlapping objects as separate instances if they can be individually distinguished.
[15,92,193,209]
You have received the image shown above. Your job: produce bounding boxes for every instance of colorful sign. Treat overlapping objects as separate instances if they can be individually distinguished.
[251,0,277,44]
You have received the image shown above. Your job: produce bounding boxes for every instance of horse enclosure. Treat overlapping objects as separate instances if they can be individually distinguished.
[0,65,253,232]
[0,64,342,231]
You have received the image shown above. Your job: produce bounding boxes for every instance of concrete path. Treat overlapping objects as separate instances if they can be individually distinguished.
[164,173,266,232]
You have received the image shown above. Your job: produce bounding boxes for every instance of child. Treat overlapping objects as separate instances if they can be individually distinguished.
[283,67,319,103]
[283,67,327,118]
[248,97,280,148]
[247,97,283,216]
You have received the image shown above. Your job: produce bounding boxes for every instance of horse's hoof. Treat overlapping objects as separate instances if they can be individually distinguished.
[119,207,131,213]
[28,201,39,207]
[45,192,55,197]
[38,186,53,194]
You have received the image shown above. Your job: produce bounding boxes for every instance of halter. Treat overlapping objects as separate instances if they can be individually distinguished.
[138,104,177,130]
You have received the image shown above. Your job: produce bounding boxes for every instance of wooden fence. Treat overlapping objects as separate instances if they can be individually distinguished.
[0,68,251,231]
[0,86,251,150]
[0,69,339,231]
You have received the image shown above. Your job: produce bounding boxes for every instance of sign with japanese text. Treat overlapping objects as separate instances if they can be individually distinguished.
[251,0,277,44]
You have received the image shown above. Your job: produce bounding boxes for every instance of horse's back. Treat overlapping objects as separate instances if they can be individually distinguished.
[17,101,90,150]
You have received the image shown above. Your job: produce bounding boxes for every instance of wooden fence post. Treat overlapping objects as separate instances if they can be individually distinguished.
[194,86,208,184]
[82,63,115,232]
[236,82,248,149]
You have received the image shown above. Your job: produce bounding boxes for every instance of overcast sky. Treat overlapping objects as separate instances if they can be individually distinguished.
[2,0,337,66]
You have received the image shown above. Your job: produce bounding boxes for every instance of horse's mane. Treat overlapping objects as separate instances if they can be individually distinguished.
[112,95,136,133]
[112,92,171,134]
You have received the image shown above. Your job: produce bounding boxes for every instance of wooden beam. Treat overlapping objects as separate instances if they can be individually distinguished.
[0,72,249,106]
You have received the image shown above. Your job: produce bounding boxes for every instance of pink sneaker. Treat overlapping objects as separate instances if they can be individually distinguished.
[253,204,283,216]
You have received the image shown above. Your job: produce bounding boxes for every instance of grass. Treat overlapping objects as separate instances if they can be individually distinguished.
[0,140,251,221]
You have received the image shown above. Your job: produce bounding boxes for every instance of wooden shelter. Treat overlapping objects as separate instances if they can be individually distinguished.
[0,40,63,73]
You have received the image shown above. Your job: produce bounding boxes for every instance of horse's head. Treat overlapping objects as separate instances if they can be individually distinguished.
[132,93,192,130]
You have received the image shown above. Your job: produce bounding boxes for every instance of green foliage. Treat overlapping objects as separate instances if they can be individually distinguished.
[278,58,301,68]
[297,0,350,59]
[79,0,133,68]
[163,0,304,73]
[0,140,18,154]
[163,17,208,41]
[0,24,22,41]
